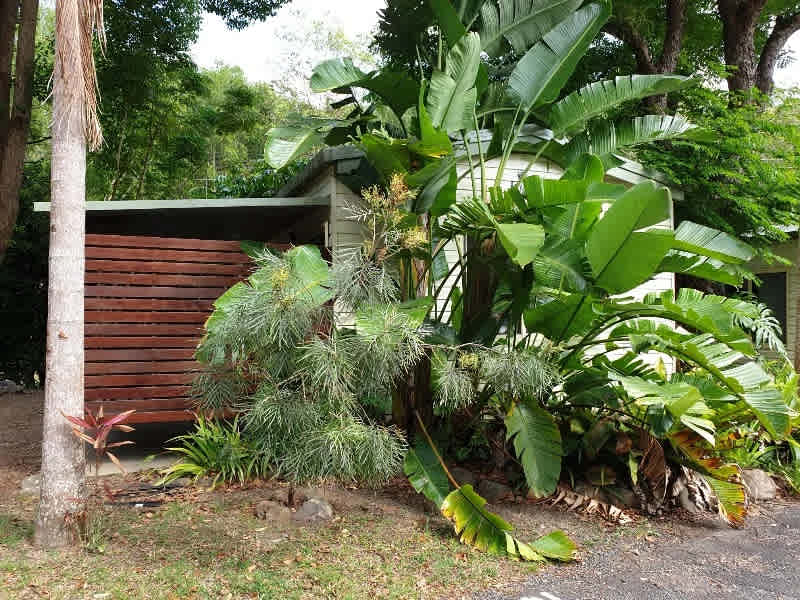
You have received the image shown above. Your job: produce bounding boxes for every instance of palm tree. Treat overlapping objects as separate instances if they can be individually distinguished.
[34,0,104,548]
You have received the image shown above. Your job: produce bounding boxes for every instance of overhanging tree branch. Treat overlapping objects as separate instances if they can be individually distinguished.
[756,11,800,95]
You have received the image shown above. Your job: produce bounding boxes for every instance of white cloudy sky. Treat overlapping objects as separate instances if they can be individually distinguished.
[191,0,800,90]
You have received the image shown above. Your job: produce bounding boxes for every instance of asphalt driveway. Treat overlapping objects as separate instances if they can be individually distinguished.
[479,501,800,600]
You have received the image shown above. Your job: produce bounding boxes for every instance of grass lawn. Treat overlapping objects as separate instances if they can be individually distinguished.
[0,470,648,600]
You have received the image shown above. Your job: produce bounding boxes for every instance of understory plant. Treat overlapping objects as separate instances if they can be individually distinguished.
[244,0,800,558]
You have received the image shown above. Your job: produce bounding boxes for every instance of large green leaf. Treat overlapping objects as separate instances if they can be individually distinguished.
[532,238,588,291]
[545,75,694,135]
[505,400,562,497]
[671,221,754,264]
[522,175,588,207]
[358,134,411,179]
[741,388,793,440]
[479,0,583,56]
[427,32,482,132]
[496,223,546,267]
[508,2,610,112]
[442,485,548,560]
[585,182,674,294]
[564,114,697,165]
[524,293,595,342]
[404,442,451,507]
[310,58,419,120]
[264,126,323,169]
[283,245,333,307]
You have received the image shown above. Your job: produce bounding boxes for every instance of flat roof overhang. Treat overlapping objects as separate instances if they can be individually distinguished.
[34,196,331,243]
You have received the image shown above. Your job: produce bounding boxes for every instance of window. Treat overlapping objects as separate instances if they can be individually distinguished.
[753,272,788,342]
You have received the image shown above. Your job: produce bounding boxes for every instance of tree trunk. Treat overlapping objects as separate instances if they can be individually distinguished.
[34,0,89,548]
[718,0,768,94]
[604,0,687,113]
[755,12,800,96]
[0,0,37,262]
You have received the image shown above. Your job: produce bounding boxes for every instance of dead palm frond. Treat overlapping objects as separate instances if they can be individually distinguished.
[54,0,105,149]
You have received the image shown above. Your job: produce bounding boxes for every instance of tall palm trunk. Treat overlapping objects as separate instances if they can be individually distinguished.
[35,0,104,548]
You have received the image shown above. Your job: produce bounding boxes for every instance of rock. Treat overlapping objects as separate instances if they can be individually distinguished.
[0,379,22,395]
[477,479,514,504]
[254,500,292,524]
[742,469,777,501]
[451,467,478,488]
[293,497,334,523]
[20,473,40,496]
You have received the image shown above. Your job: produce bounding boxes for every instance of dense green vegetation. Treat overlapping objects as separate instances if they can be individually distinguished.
[162,0,800,562]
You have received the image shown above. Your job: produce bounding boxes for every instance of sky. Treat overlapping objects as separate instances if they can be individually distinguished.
[191,0,800,91]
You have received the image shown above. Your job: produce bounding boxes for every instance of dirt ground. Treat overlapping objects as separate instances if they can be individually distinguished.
[0,391,43,493]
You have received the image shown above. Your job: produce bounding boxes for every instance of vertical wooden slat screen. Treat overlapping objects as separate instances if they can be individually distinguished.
[83,234,273,423]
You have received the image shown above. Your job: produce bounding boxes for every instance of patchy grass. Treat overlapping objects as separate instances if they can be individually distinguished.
[0,473,711,600]
[0,478,568,600]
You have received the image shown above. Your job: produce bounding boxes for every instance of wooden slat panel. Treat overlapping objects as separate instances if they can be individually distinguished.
[85,385,191,400]
[87,259,248,275]
[85,298,214,311]
[85,286,224,299]
[86,234,245,252]
[86,361,199,375]
[86,272,242,288]
[87,398,194,412]
[85,324,204,336]
[85,348,197,361]
[86,311,208,324]
[86,246,251,263]
[85,337,200,349]
[102,409,195,424]
[85,373,195,388]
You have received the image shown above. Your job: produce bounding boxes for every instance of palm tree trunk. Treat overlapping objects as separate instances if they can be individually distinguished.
[35,0,104,548]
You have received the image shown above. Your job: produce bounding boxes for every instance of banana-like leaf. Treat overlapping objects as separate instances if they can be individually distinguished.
[670,221,754,264]
[427,32,482,132]
[496,223,546,267]
[508,2,610,112]
[479,0,583,56]
[404,442,451,507]
[585,182,674,293]
[545,75,694,135]
[441,484,546,560]
[669,430,747,527]
[505,400,563,497]
[310,58,419,120]
[657,251,753,287]
[522,175,588,207]
[529,530,577,561]
[264,126,324,170]
[282,245,333,307]
[524,293,595,342]
[532,238,588,291]
[564,114,697,165]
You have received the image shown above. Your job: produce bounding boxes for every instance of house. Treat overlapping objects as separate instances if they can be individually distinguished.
[743,227,799,367]
[34,131,683,423]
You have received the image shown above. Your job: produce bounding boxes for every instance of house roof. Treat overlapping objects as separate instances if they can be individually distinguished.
[33,196,329,213]
[277,126,684,200]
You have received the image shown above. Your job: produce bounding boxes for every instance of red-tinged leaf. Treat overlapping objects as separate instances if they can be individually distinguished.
[106,440,135,449]
[115,424,136,433]
[71,429,97,445]
[105,451,127,474]
[97,404,104,420]
[84,409,98,428]
[102,410,136,428]
[61,411,91,430]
